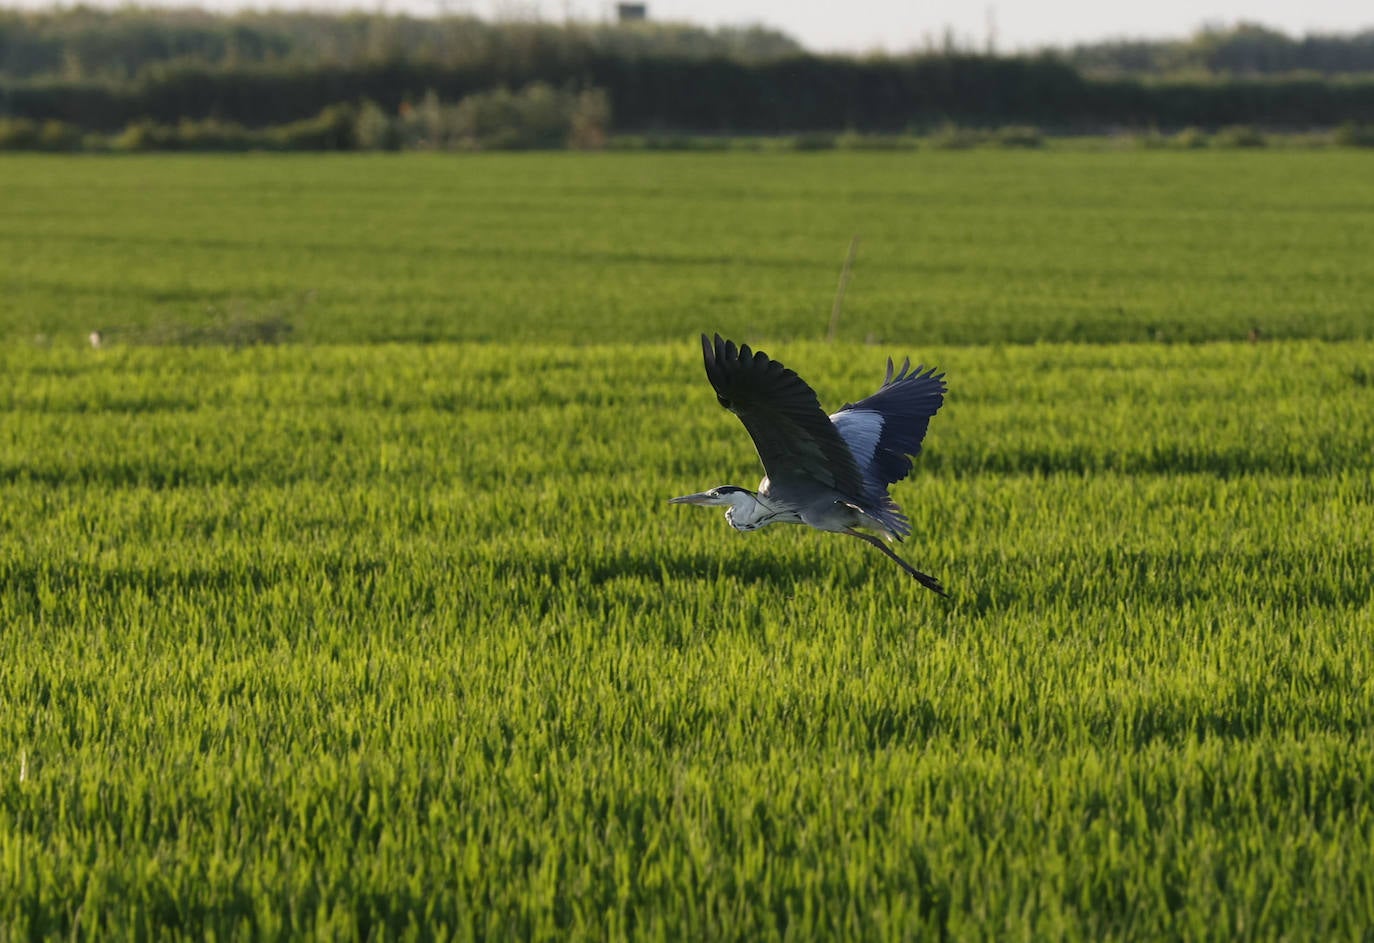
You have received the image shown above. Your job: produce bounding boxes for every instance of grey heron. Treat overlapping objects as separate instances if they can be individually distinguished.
[671,333,949,595]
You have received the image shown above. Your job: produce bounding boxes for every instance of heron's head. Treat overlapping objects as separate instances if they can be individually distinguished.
[669,486,763,531]
[669,485,754,508]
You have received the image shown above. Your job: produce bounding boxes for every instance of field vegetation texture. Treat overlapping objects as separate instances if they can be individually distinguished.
[1,152,1373,940]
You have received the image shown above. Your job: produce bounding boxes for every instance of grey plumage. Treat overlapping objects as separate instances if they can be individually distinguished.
[671,333,949,594]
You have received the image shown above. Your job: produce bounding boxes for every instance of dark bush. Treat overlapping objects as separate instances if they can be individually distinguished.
[267,103,356,150]
[790,131,836,151]
[36,119,82,150]
[174,117,253,150]
[0,117,40,149]
[1173,126,1210,148]
[112,119,177,151]
[1333,121,1374,147]
[992,125,1043,148]
[1214,124,1266,147]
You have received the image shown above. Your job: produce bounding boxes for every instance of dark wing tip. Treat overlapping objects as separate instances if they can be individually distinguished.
[702,332,737,409]
[882,356,915,386]
[889,360,948,395]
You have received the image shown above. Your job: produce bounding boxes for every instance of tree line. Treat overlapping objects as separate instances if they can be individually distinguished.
[2,10,1373,143]
[1063,22,1374,78]
[4,9,1373,83]
[5,54,1373,137]
[0,8,801,81]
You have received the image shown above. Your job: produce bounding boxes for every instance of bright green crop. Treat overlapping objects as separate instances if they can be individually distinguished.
[2,339,1371,939]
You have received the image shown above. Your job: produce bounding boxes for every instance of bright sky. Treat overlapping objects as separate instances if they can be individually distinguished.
[549,1,1370,52]
[11,0,1373,52]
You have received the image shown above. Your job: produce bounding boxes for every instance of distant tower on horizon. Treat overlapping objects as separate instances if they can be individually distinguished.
[617,3,647,23]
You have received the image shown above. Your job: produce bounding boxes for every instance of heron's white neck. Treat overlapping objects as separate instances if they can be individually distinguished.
[722,490,777,532]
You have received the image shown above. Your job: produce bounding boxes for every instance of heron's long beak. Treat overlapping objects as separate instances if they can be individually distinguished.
[669,491,716,506]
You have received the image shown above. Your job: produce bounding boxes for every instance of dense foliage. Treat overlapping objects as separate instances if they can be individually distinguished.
[3,11,1374,138]
[6,52,1374,138]
[1065,22,1374,77]
[0,8,802,80]
[4,9,1372,82]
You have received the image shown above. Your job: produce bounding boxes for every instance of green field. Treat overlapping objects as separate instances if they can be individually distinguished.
[4,151,1374,346]
[2,152,1373,940]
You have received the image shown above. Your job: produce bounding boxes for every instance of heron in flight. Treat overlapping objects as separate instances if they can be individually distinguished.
[671,334,949,595]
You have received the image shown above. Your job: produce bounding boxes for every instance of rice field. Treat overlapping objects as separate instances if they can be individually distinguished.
[3,150,1374,347]
[1,151,1372,940]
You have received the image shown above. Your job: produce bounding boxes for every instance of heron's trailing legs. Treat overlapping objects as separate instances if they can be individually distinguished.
[847,530,947,596]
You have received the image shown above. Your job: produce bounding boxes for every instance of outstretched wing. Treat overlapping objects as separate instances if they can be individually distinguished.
[830,357,946,491]
[700,333,863,495]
